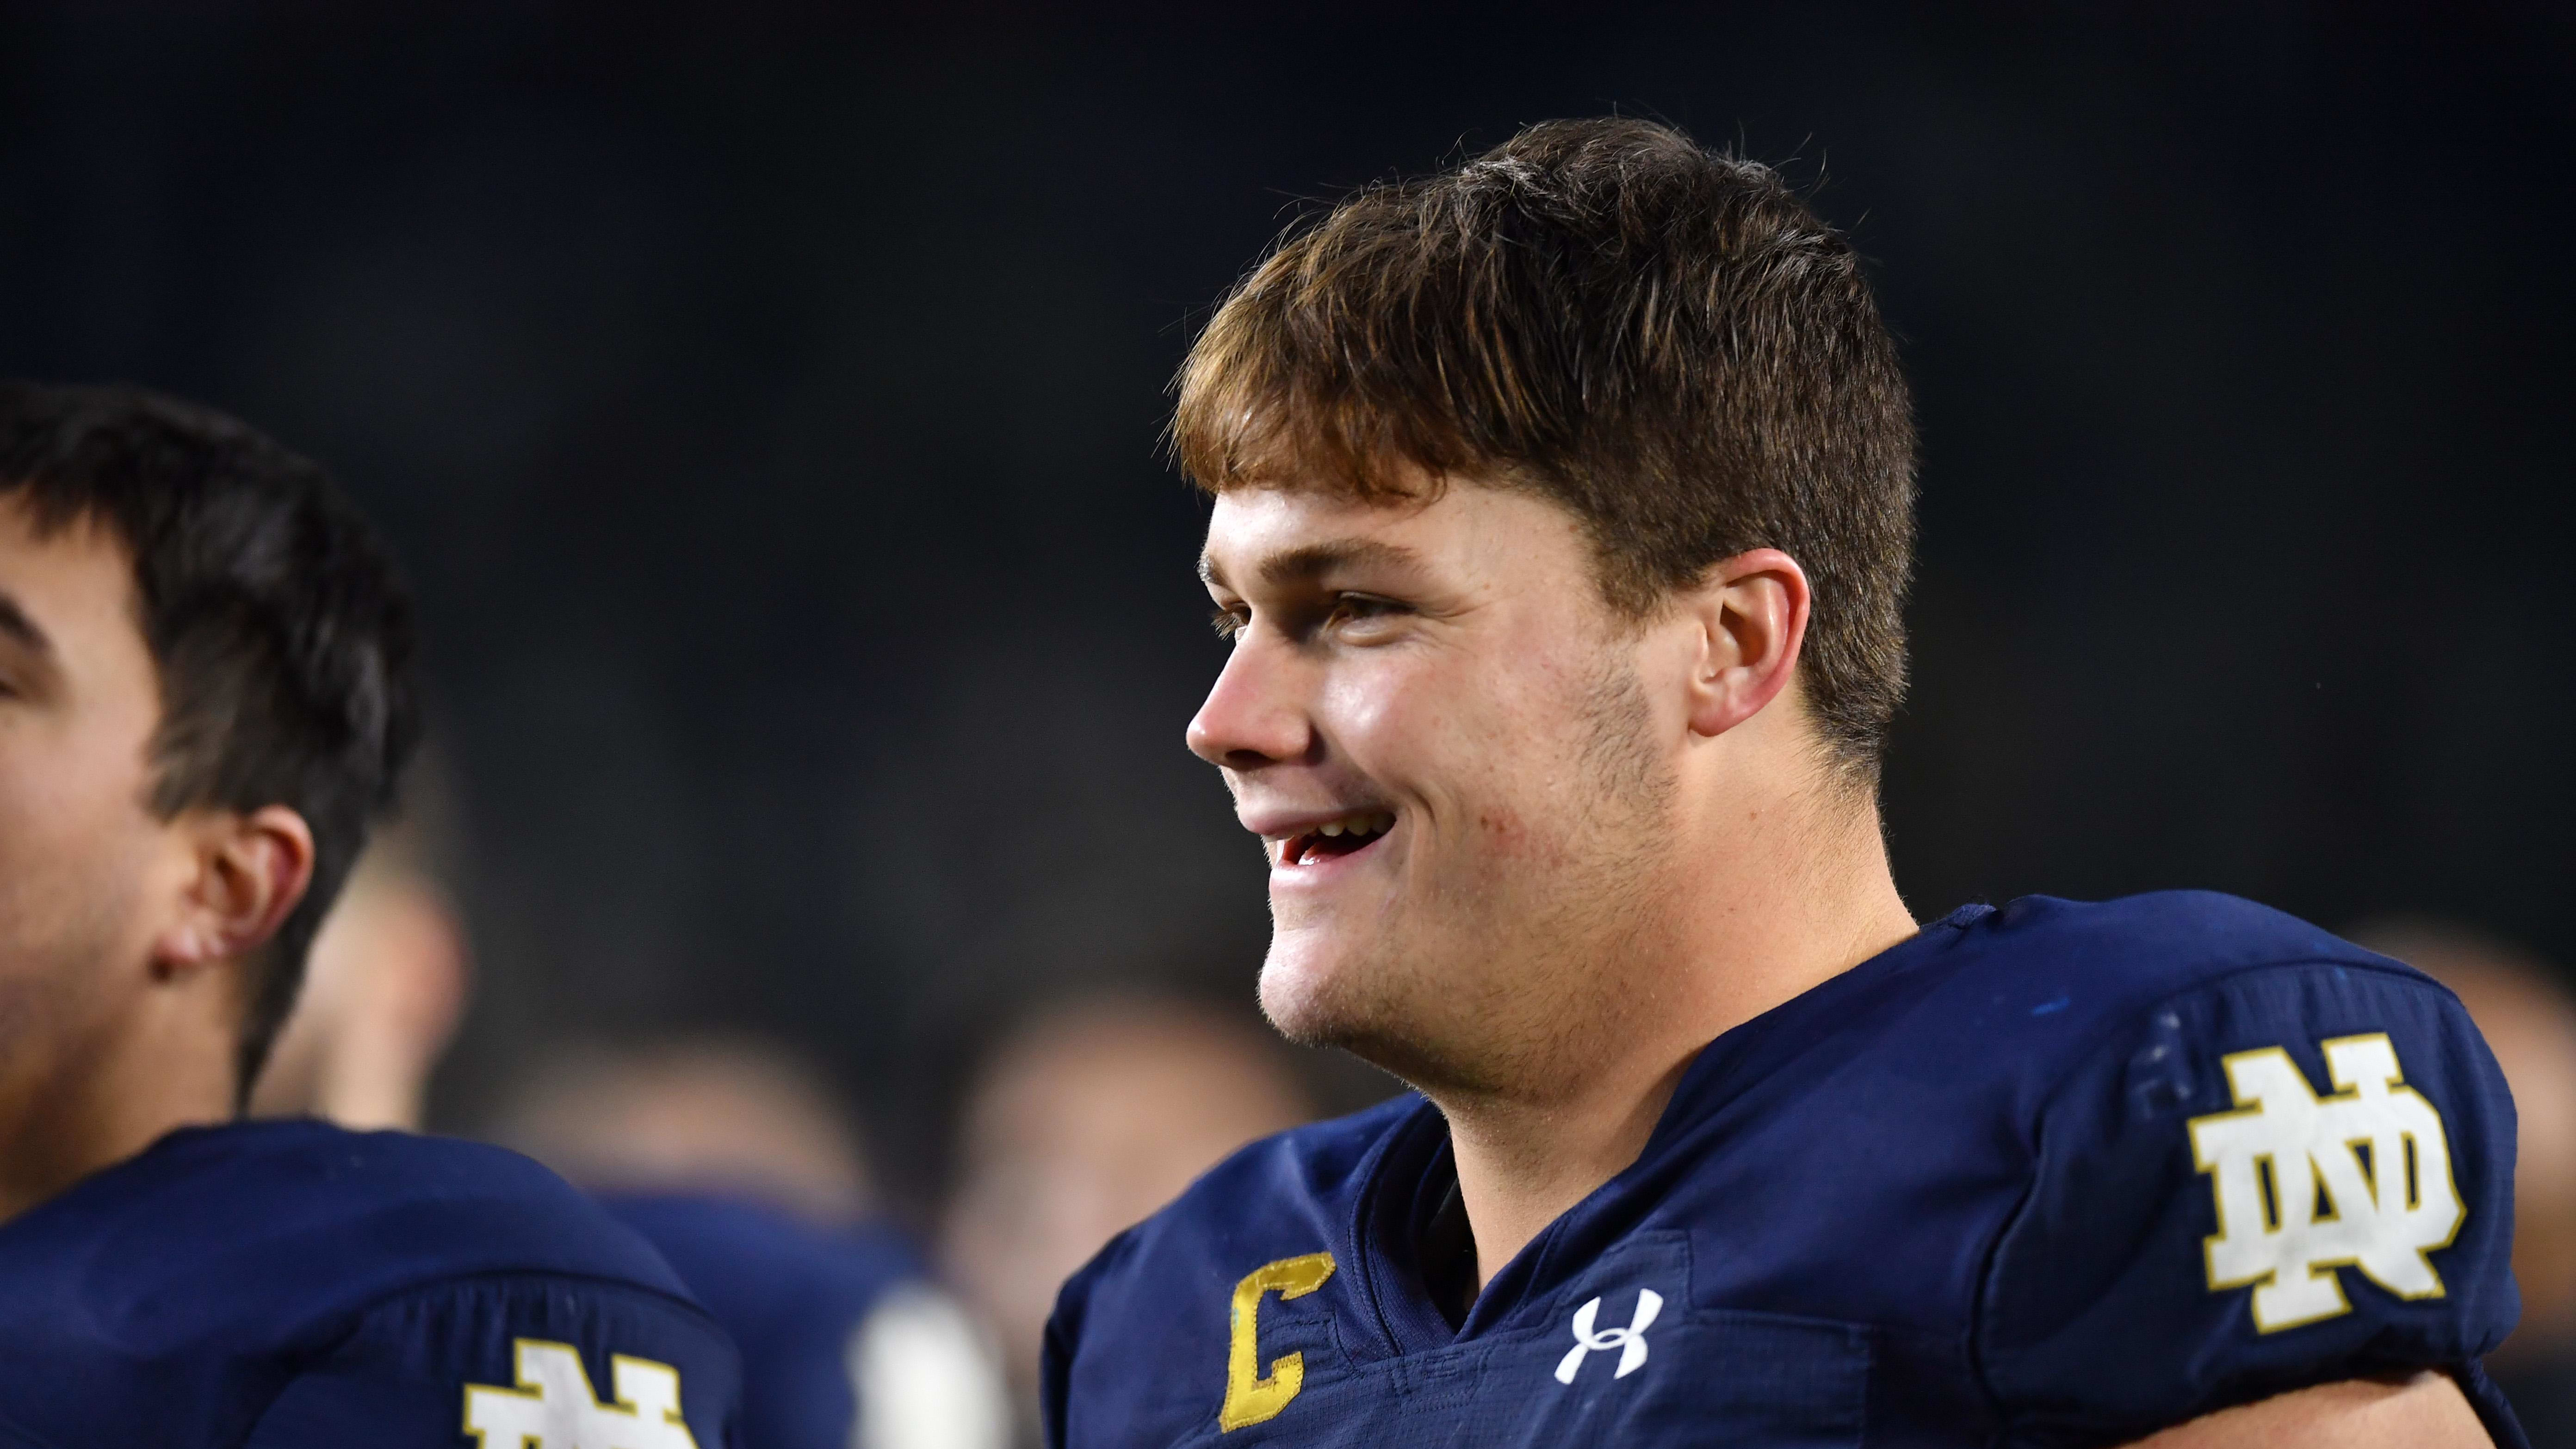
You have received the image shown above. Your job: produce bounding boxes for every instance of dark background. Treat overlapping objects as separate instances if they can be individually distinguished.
[3,4,2569,1194]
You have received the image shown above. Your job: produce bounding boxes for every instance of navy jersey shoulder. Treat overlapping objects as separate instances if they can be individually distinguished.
[0,1119,741,1449]
[604,1193,1005,1449]
[1955,896,2520,1443]
[1047,894,2522,1449]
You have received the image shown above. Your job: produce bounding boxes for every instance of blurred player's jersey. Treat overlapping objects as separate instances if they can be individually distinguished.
[1046,893,2527,1449]
[0,1119,739,1448]
[606,1193,1009,1449]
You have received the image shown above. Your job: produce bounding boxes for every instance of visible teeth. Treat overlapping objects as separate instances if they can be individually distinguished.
[1278,813,1394,860]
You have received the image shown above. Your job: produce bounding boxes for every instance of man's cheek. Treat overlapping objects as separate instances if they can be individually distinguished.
[1474,804,1531,855]
[1322,657,1459,764]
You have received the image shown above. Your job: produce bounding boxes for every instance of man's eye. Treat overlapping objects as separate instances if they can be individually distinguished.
[1330,594,1408,629]
[1210,607,1248,641]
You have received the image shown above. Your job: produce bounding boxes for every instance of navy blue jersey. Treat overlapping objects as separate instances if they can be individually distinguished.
[1046,894,2525,1449]
[604,1194,1007,1449]
[0,1119,741,1448]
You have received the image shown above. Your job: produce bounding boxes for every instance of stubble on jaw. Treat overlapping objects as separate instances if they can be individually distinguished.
[1259,653,1680,1102]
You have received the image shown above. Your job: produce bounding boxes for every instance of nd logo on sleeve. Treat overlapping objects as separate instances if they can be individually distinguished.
[464,1339,699,1449]
[2187,1033,2465,1333]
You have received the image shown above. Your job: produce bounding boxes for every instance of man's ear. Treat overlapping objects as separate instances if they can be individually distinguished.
[153,805,317,978]
[1678,547,1811,740]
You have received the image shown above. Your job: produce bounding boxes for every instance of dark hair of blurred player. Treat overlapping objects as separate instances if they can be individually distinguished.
[0,382,740,1446]
[1044,119,2518,1449]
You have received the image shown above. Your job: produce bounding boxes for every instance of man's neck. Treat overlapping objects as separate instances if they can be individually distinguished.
[1434,787,1916,1290]
[0,989,238,1224]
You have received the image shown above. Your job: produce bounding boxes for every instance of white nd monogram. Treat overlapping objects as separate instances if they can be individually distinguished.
[2187,1033,2465,1333]
[463,1339,699,1449]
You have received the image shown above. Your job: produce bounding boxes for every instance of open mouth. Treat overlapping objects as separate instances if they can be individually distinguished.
[1273,811,1395,867]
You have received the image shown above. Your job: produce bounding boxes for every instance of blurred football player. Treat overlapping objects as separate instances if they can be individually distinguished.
[498,1035,1012,1449]
[943,995,1315,1443]
[2353,919,2576,1446]
[0,382,738,1444]
[1045,119,2523,1448]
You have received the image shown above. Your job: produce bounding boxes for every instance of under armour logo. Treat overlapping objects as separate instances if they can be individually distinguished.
[464,1339,699,1448]
[1552,1289,1664,1385]
[2188,1033,2465,1334]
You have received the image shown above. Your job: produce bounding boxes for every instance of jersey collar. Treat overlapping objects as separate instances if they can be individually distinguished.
[1349,904,1997,1358]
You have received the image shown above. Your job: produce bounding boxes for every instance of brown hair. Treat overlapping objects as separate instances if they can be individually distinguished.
[1172,118,1916,775]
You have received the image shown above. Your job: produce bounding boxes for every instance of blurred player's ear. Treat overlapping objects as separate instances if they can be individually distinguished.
[152,804,316,977]
[1677,548,1811,742]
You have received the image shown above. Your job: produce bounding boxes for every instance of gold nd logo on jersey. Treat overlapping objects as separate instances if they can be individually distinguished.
[463,1339,699,1449]
[1220,1252,1336,1431]
[2187,1033,2465,1333]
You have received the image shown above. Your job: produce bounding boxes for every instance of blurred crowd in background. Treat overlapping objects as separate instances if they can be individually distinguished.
[2,2,2569,1444]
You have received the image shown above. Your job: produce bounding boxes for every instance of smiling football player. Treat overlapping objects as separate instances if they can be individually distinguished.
[1042,118,2525,1448]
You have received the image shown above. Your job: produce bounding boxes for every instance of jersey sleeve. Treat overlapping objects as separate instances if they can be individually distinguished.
[1975,959,2521,1448]
[240,1272,742,1448]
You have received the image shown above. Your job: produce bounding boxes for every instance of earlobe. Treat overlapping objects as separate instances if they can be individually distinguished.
[154,805,317,976]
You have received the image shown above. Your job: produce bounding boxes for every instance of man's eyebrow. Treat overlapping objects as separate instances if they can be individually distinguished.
[0,589,50,655]
[1199,539,1424,593]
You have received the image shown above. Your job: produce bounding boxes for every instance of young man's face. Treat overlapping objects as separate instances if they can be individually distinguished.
[1190,481,1683,1091]
[0,496,176,1093]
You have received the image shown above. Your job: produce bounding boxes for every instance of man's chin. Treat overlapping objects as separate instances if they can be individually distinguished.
[1254,953,1337,1047]
[1255,940,1385,1050]
[1255,942,1476,1089]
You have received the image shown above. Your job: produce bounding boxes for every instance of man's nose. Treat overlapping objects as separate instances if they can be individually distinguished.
[1187,632,1312,770]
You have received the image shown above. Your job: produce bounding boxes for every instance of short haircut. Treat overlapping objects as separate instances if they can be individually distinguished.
[0,382,421,1100]
[1173,118,1917,774]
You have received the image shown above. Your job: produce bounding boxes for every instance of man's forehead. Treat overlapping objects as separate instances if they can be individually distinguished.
[1197,480,1590,596]
[1197,486,1447,588]
[1197,537,1429,595]
[0,495,149,663]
